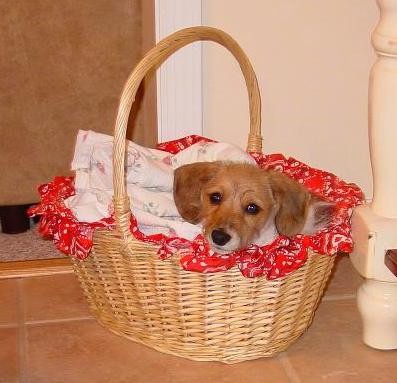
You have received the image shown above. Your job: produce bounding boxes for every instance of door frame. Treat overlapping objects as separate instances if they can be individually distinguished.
[154,0,203,142]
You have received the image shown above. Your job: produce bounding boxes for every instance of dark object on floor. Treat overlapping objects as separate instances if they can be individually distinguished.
[385,250,397,276]
[0,204,32,234]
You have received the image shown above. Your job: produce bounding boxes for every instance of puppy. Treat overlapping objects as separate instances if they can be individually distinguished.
[173,162,334,254]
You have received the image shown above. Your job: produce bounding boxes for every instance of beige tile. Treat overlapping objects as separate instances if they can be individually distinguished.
[0,278,18,325]
[26,320,289,383]
[286,299,397,382]
[324,254,363,297]
[22,273,91,322]
[0,328,19,383]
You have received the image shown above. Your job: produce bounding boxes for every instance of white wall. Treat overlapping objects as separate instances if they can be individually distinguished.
[202,0,378,198]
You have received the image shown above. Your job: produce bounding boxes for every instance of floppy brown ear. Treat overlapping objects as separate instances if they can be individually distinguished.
[268,171,312,237]
[268,171,335,237]
[173,162,220,224]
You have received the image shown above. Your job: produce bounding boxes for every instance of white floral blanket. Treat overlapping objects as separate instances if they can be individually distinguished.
[65,130,255,240]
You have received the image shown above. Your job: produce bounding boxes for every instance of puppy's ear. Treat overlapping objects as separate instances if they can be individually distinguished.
[300,197,335,236]
[173,162,220,224]
[268,171,334,237]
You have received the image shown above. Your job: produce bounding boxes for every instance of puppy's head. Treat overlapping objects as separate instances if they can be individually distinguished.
[173,162,334,253]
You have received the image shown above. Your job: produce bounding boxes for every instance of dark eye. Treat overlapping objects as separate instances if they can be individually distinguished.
[209,192,222,204]
[245,203,260,215]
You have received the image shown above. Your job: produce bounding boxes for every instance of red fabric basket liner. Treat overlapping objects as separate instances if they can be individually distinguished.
[29,135,363,279]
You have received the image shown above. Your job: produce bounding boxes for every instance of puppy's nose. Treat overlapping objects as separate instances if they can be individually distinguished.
[211,229,231,246]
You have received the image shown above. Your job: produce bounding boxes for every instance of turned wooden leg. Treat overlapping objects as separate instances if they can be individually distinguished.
[351,0,397,351]
[0,204,31,234]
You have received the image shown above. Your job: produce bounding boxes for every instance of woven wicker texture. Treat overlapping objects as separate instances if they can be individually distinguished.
[71,27,335,363]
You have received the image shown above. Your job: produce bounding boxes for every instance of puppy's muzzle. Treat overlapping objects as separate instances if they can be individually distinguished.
[211,229,231,246]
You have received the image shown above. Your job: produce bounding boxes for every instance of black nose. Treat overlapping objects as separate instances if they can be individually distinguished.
[211,229,231,246]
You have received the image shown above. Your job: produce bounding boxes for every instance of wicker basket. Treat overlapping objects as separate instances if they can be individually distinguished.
[71,26,335,364]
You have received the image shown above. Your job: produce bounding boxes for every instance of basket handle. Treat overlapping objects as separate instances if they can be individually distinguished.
[112,26,262,241]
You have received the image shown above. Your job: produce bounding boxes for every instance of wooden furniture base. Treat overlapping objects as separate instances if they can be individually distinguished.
[385,250,397,277]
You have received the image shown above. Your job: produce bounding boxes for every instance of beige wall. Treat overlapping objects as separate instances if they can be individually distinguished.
[202,0,378,198]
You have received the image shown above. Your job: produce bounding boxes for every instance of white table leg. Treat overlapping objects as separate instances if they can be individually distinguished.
[350,0,397,350]
[357,279,397,349]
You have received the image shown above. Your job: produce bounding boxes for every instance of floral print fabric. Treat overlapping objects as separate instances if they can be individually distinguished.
[29,135,364,279]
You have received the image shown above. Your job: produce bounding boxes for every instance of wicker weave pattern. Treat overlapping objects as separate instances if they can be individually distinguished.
[71,27,335,363]
[72,231,334,363]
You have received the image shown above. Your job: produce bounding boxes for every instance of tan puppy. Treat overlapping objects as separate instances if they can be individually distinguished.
[173,162,334,254]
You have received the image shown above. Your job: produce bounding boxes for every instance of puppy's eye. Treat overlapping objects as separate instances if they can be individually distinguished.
[245,203,260,215]
[209,192,222,204]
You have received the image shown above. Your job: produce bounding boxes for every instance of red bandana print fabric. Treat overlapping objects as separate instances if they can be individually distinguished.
[28,135,364,280]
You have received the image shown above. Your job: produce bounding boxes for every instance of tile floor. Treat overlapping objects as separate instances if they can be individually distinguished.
[1,255,397,383]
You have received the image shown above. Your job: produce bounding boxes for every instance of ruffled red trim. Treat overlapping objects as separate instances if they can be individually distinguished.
[28,135,364,279]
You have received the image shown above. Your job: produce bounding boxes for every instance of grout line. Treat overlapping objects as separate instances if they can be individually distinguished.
[0,323,18,329]
[25,316,95,326]
[16,279,28,383]
[322,293,356,302]
[278,352,302,383]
